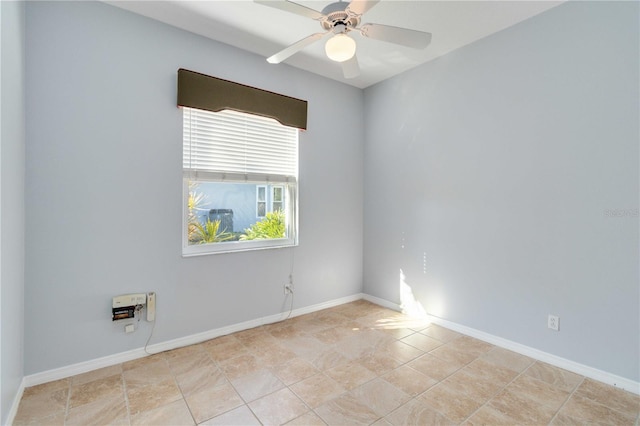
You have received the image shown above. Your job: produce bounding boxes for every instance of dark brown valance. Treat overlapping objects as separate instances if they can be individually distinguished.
[177,69,307,130]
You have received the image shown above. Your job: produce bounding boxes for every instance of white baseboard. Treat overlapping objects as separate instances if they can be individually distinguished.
[19,290,639,401]
[22,293,364,388]
[362,294,640,395]
[6,378,25,426]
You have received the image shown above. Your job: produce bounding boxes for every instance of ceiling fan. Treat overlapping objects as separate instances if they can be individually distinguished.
[255,0,432,79]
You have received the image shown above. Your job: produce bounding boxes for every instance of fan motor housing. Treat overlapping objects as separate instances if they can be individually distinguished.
[320,1,360,30]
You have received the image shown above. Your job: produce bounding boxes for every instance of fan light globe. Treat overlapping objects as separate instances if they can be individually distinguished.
[325,34,356,62]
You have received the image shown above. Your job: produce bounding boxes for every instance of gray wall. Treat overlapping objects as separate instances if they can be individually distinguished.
[24,1,364,374]
[363,1,639,382]
[1,1,26,422]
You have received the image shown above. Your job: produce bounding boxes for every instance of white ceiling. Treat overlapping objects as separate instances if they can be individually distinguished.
[107,0,564,89]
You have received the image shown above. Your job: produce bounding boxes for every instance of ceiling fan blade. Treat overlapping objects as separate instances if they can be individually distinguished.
[360,23,432,49]
[267,31,331,64]
[254,0,324,20]
[346,0,380,16]
[342,55,360,79]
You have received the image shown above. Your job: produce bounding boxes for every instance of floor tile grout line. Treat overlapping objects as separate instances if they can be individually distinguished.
[170,356,199,426]
[120,366,133,426]
[547,375,585,425]
[64,378,72,425]
[456,357,537,424]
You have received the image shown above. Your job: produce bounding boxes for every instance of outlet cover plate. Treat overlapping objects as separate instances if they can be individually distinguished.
[548,314,559,331]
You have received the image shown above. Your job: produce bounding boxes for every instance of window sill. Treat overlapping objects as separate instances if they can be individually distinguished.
[182,239,297,257]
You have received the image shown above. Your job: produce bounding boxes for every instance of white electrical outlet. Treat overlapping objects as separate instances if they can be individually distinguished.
[548,314,559,331]
[125,324,135,333]
[146,292,156,322]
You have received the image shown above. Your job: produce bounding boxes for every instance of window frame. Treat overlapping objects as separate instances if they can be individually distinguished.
[181,107,299,256]
[256,185,267,218]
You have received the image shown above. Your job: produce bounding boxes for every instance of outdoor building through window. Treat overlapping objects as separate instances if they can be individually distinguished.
[182,107,299,255]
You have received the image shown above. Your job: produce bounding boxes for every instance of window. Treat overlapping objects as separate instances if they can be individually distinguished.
[272,186,284,212]
[256,186,267,218]
[183,107,298,255]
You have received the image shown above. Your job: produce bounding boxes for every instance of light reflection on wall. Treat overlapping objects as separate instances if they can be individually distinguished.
[399,268,446,320]
[399,269,427,318]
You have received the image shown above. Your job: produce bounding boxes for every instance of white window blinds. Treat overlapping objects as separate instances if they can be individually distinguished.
[183,107,298,183]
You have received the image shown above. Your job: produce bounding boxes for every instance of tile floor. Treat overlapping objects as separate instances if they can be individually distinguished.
[14,300,640,425]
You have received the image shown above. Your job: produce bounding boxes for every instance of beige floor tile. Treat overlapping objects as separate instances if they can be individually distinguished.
[69,374,123,408]
[401,332,444,352]
[312,326,355,344]
[325,361,377,390]
[356,351,402,376]
[464,404,518,425]
[487,388,557,425]
[166,351,215,376]
[304,347,350,371]
[462,359,518,387]
[524,361,583,392]
[385,398,455,426]
[122,353,167,371]
[335,334,378,360]
[504,373,570,411]
[447,336,494,356]
[123,358,173,386]
[480,347,534,373]
[350,378,410,417]
[204,339,249,363]
[382,365,437,396]
[219,353,262,380]
[285,410,327,425]
[557,393,637,424]
[265,323,303,340]
[230,368,285,402]
[272,357,320,385]
[14,387,68,423]
[185,381,244,424]
[249,387,308,425]
[22,378,69,398]
[234,326,268,342]
[175,364,227,396]
[290,373,346,408]
[357,310,413,330]
[574,378,640,418]
[408,353,464,381]
[164,343,205,361]
[378,327,415,339]
[65,394,128,426]
[380,340,425,363]
[287,318,333,335]
[279,335,328,359]
[13,410,66,426]
[419,325,463,343]
[253,344,298,368]
[371,418,393,426]
[550,411,598,426]
[314,312,351,329]
[126,377,183,415]
[200,404,260,425]
[429,344,479,366]
[201,333,241,347]
[131,399,195,425]
[444,369,505,401]
[420,382,485,423]
[315,392,380,426]
[241,333,281,352]
[71,365,123,386]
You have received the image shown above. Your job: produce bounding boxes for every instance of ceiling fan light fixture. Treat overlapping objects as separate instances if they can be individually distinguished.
[325,33,356,62]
